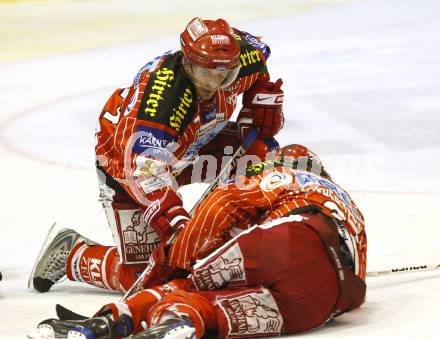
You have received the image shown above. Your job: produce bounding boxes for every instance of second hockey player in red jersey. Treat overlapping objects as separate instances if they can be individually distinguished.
[30,144,367,339]
[29,17,284,294]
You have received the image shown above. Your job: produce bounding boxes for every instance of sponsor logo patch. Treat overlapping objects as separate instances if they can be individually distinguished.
[296,171,363,224]
[126,86,139,114]
[192,243,247,290]
[239,49,261,68]
[134,50,172,87]
[135,126,176,149]
[116,209,160,264]
[211,34,230,45]
[138,53,198,133]
[235,34,266,78]
[202,105,217,123]
[243,33,270,60]
[79,257,105,289]
[144,67,175,118]
[223,82,239,92]
[252,93,283,105]
[132,126,177,162]
[183,121,227,160]
[217,289,283,337]
[216,112,225,122]
[144,200,160,226]
[259,172,293,192]
[140,173,174,194]
[226,93,238,105]
[197,119,217,137]
[245,160,283,176]
[169,86,194,132]
[187,18,208,41]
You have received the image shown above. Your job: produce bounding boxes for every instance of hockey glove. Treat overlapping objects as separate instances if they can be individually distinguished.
[237,79,284,139]
[139,243,180,289]
[143,188,190,245]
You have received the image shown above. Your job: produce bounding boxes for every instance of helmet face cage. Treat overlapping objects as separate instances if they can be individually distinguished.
[180,17,241,91]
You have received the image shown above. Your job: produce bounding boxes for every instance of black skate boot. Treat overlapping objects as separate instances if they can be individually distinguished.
[131,317,195,339]
[27,314,133,339]
[28,224,95,292]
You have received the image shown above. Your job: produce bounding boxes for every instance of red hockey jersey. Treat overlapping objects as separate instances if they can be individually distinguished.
[168,157,367,281]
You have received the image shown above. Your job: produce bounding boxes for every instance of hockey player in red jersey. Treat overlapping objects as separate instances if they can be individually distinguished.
[29,17,284,294]
[30,145,367,339]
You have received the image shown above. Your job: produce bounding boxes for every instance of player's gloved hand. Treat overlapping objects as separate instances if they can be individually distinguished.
[237,79,284,139]
[144,188,190,245]
[140,243,180,289]
[147,290,206,339]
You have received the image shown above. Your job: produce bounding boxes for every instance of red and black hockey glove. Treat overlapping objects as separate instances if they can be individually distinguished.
[143,188,190,245]
[237,79,284,139]
[140,243,176,289]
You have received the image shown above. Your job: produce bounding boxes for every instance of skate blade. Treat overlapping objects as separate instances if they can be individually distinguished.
[27,324,56,339]
[162,324,195,339]
[27,223,58,289]
[66,330,88,339]
[130,322,195,339]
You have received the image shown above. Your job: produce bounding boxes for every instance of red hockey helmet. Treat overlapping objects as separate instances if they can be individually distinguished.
[276,144,331,178]
[180,18,241,90]
[276,144,313,159]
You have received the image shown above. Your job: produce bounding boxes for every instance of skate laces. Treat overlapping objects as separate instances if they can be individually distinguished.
[41,250,70,282]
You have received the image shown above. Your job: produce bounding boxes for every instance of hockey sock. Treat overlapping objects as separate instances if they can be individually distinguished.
[66,242,149,292]
[66,242,119,290]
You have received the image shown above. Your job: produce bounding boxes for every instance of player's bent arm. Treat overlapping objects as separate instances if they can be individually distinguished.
[118,155,189,245]
[167,189,258,270]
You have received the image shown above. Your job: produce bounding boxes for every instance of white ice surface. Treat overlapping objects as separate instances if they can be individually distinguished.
[1,0,440,337]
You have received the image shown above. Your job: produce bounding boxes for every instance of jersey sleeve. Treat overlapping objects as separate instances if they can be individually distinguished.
[95,51,186,208]
[166,170,288,269]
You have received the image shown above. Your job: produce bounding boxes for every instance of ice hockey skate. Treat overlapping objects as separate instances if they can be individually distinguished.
[28,224,92,293]
[27,316,115,339]
[130,317,195,339]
